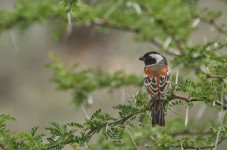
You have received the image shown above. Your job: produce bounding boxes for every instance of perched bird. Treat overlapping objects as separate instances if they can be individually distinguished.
[139,51,170,126]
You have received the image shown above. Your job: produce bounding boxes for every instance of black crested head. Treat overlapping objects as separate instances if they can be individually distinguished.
[139,51,167,66]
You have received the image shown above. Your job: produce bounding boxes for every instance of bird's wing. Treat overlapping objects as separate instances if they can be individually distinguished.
[144,66,170,99]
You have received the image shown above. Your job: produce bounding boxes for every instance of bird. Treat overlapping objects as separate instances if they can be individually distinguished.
[139,51,171,126]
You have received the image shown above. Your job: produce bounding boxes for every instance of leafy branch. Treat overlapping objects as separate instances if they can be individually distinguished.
[46,52,142,105]
[0,0,227,150]
[1,88,227,149]
[1,0,226,56]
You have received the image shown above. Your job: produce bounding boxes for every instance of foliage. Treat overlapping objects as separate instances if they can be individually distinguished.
[46,52,142,105]
[0,0,227,150]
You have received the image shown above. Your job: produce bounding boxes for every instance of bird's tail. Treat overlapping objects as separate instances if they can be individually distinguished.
[150,99,165,126]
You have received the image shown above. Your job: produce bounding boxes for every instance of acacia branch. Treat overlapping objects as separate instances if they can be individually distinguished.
[93,19,180,56]
[170,94,227,110]
[206,74,226,81]
[171,130,211,137]
[85,109,146,137]
[44,109,147,150]
[176,140,223,150]
[200,17,227,34]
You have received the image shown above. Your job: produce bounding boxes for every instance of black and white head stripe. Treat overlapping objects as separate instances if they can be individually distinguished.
[140,51,168,66]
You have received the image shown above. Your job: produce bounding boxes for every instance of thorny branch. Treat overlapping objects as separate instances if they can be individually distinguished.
[200,17,227,34]
[44,92,227,149]
[171,94,227,110]
[84,109,146,138]
[44,109,147,150]
[93,19,181,56]
[84,92,227,142]
[176,140,223,150]
[171,130,211,137]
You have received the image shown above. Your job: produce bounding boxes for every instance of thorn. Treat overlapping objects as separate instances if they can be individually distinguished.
[84,142,88,149]
[180,141,184,150]
[175,69,179,85]
[163,37,172,50]
[191,18,200,28]
[87,95,94,105]
[133,3,142,14]
[167,106,184,118]
[185,106,189,127]
[105,123,109,133]
[67,12,73,36]
[123,86,131,99]
[126,126,139,150]
[81,107,90,120]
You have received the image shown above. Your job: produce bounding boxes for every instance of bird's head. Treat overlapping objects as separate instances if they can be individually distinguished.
[139,51,167,66]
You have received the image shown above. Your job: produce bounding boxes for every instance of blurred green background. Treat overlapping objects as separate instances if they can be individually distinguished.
[0,0,227,149]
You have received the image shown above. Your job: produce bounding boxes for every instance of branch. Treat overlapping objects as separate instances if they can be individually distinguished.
[170,94,227,110]
[171,130,211,137]
[0,143,5,150]
[93,19,181,56]
[200,17,227,34]
[85,109,146,137]
[176,140,223,150]
[206,74,226,81]
[150,39,181,56]
[44,108,147,150]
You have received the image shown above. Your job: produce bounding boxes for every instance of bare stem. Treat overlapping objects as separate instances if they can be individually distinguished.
[176,140,222,150]
[170,94,227,110]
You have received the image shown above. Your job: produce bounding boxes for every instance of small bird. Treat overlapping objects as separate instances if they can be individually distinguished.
[139,51,170,126]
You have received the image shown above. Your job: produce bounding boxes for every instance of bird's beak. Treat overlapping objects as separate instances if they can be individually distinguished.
[139,56,145,61]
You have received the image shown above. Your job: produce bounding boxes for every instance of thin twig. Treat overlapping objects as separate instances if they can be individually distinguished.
[123,86,132,100]
[43,92,227,150]
[93,19,181,56]
[171,94,227,110]
[214,83,225,150]
[167,106,184,118]
[84,109,147,137]
[176,140,223,150]
[126,126,139,150]
[172,130,211,137]
[175,69,179,85]
[81,107,90,119]
[0,143,5,150]
[200,17,227,34]
[185,106,189,127]
[150,39,181,56]
[206,74,226,81]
